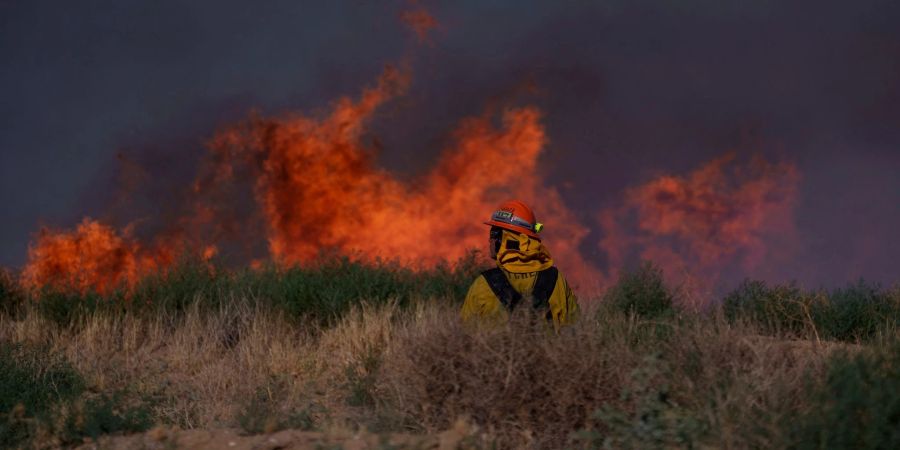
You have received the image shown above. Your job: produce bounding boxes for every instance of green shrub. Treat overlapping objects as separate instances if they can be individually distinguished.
[259,257,411,322]
[33,289,106,327]
[24,254,226,324]
[724,279,900,342]
[813,280,900,342]
[0,342,84,446]
[572,355,706,449]
[723,280,812,336]
[0,341,151,448]
[55,394,153,445]
[237,252,486,324]
[29,278,124,327]
[128,256,224,313]
[789,342,900,449]
[0,343,85,411]
[604,262,674,319]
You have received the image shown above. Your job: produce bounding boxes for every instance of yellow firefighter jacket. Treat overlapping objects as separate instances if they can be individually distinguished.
[461,229,579,329]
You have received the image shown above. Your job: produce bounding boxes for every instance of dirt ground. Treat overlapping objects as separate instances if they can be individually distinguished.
[75,422,476,450]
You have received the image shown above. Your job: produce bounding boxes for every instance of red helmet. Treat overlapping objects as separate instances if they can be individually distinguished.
[483,200,543,239]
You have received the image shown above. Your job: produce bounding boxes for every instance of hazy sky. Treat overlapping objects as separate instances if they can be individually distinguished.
[2,0,898,285]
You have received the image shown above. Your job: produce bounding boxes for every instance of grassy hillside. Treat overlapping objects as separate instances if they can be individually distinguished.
[1,260,898,449]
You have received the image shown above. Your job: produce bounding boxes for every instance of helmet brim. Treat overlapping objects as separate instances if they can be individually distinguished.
[483,220,541,240]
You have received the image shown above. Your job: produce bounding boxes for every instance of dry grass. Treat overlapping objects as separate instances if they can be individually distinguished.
[659,315,844,448]
[2,298,313,430]
[377,307,848,448]
[0,297,874,449]
[377,306,629,447]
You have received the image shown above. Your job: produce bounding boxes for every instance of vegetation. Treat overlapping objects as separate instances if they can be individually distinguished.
[789,341,900,449]
[18,251,487,326]
[0,269,24,317]
[0,342,151,448]
[724,278,900,342]
[604,261,674,319]
[0,257,897,448]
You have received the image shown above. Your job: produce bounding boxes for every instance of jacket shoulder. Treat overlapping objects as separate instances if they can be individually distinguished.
[461,274,503,321]
[547,268,579,320]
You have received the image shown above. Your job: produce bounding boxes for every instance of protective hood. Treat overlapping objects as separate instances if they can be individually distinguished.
[495,229,554,273]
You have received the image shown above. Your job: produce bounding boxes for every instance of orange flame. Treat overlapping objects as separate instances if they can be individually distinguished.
[19,61,800,298]
[19,60,600,294]
[21,219,162,294]
[18,7,803,297]
[598,153,800,290]
[205,65,594,284]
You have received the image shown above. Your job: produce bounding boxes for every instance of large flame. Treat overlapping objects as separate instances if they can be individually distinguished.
[21,64,596,293]
[205,65,594,277]
[18,7,802,298]
[19,64,800,297]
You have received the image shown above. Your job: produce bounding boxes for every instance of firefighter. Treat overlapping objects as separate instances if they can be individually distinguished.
[461,200,579,329]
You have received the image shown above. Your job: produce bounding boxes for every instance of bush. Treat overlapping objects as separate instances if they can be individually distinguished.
[255,257,410,322]
[259,253,485,323]
[723,280,812,336]
[0,342,84,446]
[0,341,151,448]
[789,341,900,449]
[55,394,153,445]
[33,289,107,327]
[572,355,706,449]
[377,311,635,448]
[724,279,900,342]
[813,280,900,342]
[128,256,224,313]
[604,262,674,319]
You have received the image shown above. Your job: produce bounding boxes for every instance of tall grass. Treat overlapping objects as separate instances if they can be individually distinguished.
[4,297,890,449]
[0,257,897,448]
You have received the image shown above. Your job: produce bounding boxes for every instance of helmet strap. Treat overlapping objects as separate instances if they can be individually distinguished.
[489,227,503,258]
